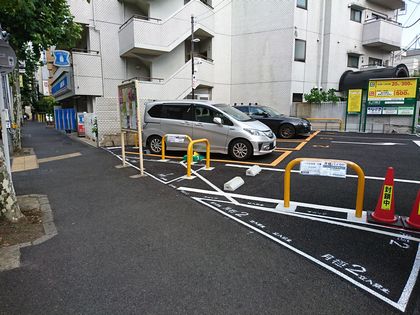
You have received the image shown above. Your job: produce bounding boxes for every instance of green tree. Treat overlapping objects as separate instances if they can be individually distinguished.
[0,0,84,108]
[304,88,340,104]
[0,0,85,222]
[0,0,82,59]
[35,96,58,114]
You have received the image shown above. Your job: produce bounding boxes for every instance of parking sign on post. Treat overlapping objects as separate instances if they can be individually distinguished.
[117,80,145,177]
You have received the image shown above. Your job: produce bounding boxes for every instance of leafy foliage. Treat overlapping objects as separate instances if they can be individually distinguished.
[34,96,58,114]
[92,117,98,137]
[0,0,84,110]
[304,88,340,104]
[19,44,39,108]
[0,0,82,60]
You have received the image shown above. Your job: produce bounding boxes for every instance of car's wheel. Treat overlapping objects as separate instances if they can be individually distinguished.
[147,135,162,154]
[279,124,296,139]
[229,139,253,161]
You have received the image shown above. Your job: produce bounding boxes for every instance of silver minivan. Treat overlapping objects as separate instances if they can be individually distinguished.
[143,100,276,160]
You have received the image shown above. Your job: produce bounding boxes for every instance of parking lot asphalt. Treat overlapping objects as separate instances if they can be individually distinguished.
[1,123,419,314]
[107,130,420,313]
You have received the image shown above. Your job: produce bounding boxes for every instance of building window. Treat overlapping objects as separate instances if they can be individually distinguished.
[297,0,307,9]
[350,8,362,23]
[294,39,306,62]
[293,93,303,102]
[347,54,359,68]
[369,57,383,66]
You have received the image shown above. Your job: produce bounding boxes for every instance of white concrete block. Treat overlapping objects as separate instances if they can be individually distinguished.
[275,203,297,212]
[246,165,262,177]
[224,177,245,192]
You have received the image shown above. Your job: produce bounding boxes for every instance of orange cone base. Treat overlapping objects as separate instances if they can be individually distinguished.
[371,211,397,223]
[367,211,403,227]
[402,217,420,230]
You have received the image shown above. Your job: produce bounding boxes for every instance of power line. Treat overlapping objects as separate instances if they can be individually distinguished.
[403,1,419,26]
[196,0,233,22]
[195,0,231,19]
[403,17,420,28]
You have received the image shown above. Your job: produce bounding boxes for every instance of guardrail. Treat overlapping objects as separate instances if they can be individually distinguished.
[71,48,100,54]
[306,118,343,131]
[122,76,164,83]
[187,138,211,178]
[119,14,162,30]
[161,134,193,160]
[283,158,365,218]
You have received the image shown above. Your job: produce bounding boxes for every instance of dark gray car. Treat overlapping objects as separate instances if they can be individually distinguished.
[235,105,311,138]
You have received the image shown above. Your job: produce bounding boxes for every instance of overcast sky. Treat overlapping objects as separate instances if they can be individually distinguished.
[398,0,420,49]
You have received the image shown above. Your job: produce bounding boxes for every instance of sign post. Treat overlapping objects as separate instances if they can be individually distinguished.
[345,89,362,131]
[117,80,145,177]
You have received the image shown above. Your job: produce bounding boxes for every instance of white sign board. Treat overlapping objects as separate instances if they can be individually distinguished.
[300,161,347,178]
[166,134,188,143]
[42,80,50,96]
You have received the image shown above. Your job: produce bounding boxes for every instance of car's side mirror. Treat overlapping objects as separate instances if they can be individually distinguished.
[213,117,223,125]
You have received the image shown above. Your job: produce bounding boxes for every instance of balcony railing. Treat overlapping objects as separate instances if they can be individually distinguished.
[119,14,162,30]
[118,0,214,57]
[71,48,100,54]
[122,76,164,83]
[135,57,214,100]
[362,19,402,51]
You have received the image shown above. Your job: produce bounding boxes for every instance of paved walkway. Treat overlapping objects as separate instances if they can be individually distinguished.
[0,122,418,314]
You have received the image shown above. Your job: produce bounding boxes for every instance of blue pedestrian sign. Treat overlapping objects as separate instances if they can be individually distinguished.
[53,50,71,67]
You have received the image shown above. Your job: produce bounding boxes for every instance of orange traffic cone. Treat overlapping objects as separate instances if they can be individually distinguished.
[405,190,420,230]
[371,167,398,224]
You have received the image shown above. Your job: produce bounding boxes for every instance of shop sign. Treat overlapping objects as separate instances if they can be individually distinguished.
[52,74,71,96]
[53,50,71,67]
[77,112,85,137]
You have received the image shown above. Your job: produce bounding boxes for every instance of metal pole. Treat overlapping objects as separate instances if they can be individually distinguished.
[121,131,126,167]
[0,74,11,175]
[191,15,195,100]
[135,81,144,176]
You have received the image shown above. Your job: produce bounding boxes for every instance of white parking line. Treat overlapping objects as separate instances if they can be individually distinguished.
[225,164,420,185]
[194,197,419,312]
[106,147,419,311]
[178,187,420,241]
[398,245,420,311]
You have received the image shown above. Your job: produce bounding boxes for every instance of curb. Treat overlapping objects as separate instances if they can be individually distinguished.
[0,194,57,271]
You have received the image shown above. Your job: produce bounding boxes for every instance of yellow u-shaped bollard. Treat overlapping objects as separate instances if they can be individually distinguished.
[186,138,211,178]
[161,134,193,160]
[283,158,365,218]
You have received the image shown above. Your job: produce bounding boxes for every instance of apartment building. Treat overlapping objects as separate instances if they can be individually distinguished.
[52,0,404,143]
[400,49,420,76]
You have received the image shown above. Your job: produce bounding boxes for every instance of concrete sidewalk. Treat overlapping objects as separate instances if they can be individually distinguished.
[0,122,417,314]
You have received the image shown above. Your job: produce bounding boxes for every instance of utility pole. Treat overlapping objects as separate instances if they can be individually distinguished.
[191,14,195,99]
[0,26,16,176]
[0,74,11,175]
